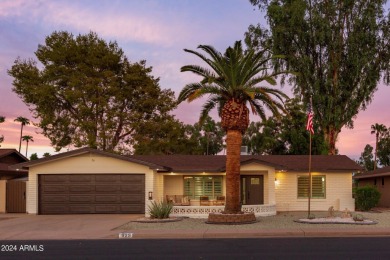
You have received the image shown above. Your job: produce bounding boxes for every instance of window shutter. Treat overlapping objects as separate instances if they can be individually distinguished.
[297,175,326,199]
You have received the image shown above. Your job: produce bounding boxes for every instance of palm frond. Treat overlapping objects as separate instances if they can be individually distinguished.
[180,65,215,79]
[177,83,203,103]
[180,40,291,125]
[198,96,221,125]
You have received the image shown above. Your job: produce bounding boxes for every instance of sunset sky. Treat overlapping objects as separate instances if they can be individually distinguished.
[0,0,389,159]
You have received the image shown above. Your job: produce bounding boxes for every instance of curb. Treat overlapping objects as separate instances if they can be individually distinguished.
[119,228,390,239]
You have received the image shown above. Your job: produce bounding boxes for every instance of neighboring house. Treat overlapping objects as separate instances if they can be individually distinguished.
[0,149,29,213]
[11,147,361,217]
[354,166,390,207]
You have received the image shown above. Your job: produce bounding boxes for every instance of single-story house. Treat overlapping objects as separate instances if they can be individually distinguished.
[11,147,361,217]
[354,166,390,207]
[0,149,29,213]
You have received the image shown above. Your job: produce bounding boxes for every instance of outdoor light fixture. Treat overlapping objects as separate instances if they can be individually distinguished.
[275,178,280,185]
[148,191,153,200]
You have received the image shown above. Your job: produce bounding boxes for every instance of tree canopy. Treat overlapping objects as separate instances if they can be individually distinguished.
[248,0,390,154]
[242,98,327,155]
[8,31,176,153]
[358,123,390,170]
[357,144,375,171]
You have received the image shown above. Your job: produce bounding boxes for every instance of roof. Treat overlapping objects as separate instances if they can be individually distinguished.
[131,154,362,172]
[353,166,390,179]
[11,147,362,173]
[0,149,28,162]
[0,149,29,179]
[10,147,169,171]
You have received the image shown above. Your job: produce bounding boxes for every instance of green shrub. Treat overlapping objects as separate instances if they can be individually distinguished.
[148,201,173,219]
[354,185,381,211]
[353,214,364,221]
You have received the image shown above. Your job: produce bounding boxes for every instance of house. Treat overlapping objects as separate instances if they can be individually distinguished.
[0,149,29,213]
[353,166,390,207]
[11,147,361,217]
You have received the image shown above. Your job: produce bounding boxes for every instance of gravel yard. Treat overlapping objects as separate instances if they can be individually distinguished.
[117,210,390,231]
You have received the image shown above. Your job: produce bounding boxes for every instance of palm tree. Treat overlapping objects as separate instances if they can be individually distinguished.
[22,135,34,157]
[371,123,387,170]
[178,41,288,214]
[0,116,5,146]
[14,117,30,153]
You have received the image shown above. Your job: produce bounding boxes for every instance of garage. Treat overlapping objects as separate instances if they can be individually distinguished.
[39,174,145,214]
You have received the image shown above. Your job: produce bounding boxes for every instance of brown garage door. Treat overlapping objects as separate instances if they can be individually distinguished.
[39,174,145,214]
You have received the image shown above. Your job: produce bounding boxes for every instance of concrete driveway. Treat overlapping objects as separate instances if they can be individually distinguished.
[0,214,142,240]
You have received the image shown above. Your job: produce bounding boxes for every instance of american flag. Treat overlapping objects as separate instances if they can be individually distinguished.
[306,103,314,135]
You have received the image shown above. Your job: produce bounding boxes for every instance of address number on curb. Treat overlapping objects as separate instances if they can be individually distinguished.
[119,232,133,239]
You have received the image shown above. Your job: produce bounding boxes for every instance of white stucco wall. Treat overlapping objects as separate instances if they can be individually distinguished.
[275,171,355,212]
[26,153,154,216]
[163,175,183,198]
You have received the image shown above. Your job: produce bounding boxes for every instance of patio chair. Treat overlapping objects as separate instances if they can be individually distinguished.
[215,195,225,206]
[200,196,210,206]
[166,195,190,206]
[176,195,190,206]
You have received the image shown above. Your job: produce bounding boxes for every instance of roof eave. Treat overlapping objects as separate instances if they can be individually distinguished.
[10,147,167,171]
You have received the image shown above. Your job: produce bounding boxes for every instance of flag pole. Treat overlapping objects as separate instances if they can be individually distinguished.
[307,96,313,218]
[308,131,312,218]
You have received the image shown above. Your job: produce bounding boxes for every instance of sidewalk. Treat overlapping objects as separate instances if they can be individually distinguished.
[1,212,390,240]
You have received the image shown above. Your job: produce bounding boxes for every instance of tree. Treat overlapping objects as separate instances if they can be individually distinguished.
[30,153,39,160]
[132,115,200,155]
[278,98,328,155]
[248,0,390,154]
[22,135,34,157]
[243,120,286,155]
[0,116,4,147]
[8,31,176,153]
[43,152,51,158]
[377,132,390,167]
[371,123,387,170]
[14,117,30,153]
[242,98,328,155]
[357,144,375,171]
[188,116,225,155]
[178,41,288,214]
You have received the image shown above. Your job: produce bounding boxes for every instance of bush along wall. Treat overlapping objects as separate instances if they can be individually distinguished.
[354,185,381,211]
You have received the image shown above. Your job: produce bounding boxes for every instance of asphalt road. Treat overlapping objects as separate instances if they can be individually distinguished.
[1,237,390,259]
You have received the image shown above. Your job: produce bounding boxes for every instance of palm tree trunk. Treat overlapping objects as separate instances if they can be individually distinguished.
[19,125,23,153]
[25,140,29,157]
[224,129,242,214]
[374,134,379,170]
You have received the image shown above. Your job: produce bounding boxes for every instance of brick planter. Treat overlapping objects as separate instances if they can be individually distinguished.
[206,212,257,224]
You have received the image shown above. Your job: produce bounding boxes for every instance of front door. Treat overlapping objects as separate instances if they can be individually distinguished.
[240,175,264,205]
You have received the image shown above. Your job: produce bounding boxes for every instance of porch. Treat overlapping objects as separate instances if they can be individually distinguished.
[159,166,277,218]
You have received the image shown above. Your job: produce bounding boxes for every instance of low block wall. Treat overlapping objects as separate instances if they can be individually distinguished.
[170,204,276,218]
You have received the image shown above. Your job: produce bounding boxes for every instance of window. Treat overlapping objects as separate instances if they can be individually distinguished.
[183,176,222,199]
[297,175,326,199]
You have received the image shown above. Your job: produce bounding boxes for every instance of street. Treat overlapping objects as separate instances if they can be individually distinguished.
[1,237,390,259]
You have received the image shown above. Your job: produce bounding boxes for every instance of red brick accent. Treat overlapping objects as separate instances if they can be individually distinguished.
[206,212,256,224]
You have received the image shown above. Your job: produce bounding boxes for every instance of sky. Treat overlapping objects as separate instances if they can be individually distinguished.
[0,0,389,160]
